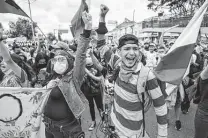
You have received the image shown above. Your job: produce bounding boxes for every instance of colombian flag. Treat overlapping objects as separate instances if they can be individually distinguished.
[154,0,208,85]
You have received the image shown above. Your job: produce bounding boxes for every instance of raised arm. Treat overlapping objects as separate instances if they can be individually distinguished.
[97,4,109,37]
[85,68,102,82]
[89,49,104,71]
[73,12,92,86]
[0,27,22,78]
[96,5,109,64]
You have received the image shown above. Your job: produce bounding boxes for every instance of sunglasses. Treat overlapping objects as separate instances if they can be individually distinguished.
[51,56,66,64]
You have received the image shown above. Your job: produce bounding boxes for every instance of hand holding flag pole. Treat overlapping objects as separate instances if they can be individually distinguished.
[71,0,90,39]
[82,11,92,30]
[159,24,179,48]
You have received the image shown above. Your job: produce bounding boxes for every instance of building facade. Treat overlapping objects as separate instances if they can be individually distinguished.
[107,13,208,44]
[142,13,208,29]
[107,18,143,44]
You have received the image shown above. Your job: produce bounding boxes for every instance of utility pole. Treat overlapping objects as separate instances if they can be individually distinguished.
[133,9,135,22]
[28,0,35,40]
[132,10,135,34]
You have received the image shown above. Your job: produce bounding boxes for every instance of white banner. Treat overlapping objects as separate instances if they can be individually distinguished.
[0,87,51,138]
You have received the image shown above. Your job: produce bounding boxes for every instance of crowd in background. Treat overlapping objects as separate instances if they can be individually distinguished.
[0,4,208,138]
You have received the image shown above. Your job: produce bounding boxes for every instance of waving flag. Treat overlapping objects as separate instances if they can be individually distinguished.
[154,0,208,85]
[71,0,90,38]
[0,0,28,17]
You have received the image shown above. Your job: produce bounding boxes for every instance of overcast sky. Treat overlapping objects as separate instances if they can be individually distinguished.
[1,0,157,36]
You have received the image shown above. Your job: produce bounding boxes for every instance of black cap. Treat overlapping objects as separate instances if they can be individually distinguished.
[118,34,138,49]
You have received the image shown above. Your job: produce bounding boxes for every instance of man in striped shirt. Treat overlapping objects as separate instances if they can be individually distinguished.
[111,34,168,138]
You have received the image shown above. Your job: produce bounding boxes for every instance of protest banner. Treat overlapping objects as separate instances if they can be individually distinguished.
[0,87,50,138]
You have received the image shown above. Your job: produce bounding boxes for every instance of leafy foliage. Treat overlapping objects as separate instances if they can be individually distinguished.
[147,0,206,15]
[8,18,37,40]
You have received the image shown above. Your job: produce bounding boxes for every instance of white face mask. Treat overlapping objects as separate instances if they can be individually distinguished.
[53,62,67,74]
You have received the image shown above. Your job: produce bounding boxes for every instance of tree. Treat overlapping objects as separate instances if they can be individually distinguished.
[8,18,37,40]
[147,0,206,16]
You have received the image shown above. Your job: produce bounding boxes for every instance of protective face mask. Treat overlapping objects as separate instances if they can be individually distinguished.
[53,62,67,75]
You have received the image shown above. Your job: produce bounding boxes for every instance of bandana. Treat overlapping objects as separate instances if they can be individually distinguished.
[119,61,142,83]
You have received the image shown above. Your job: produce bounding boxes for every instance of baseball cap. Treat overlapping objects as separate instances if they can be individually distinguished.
[118,34,139,49]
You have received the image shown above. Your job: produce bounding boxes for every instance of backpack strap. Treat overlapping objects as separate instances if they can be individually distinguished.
[136,65,150,137]
[137,65,151,98]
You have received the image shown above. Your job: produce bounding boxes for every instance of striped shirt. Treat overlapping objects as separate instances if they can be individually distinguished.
[111,67,168,137]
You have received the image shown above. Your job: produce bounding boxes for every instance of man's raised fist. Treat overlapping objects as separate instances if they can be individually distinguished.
[100,4,109,17]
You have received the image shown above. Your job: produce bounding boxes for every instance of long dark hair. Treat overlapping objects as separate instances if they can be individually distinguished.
[34,52,49,72]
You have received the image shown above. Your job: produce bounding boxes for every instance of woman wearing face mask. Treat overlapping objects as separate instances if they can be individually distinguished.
[32,52,49,88]
[42,11,92,138]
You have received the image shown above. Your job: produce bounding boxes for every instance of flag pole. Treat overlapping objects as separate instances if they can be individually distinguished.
[27,0,35,40]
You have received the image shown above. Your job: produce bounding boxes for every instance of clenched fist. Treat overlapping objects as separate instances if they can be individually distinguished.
[100,4,109,17]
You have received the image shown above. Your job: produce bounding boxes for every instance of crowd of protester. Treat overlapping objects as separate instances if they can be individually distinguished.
[0,4,208,138]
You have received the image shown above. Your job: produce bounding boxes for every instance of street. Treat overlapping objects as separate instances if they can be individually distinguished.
[81,103,197,138]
